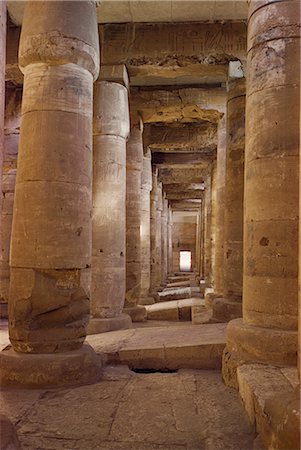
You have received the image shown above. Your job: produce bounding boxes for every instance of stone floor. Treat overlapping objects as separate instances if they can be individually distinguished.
[86,322,226,370]
[0,365,255,450]
[145,298,203,321]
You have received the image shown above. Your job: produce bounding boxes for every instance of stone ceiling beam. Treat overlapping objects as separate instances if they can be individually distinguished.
[158,167,208,184]
[164,183,205,192]
[166,191,204,200]
[131,86,226,123]
[100,22,246,86]
[152,152,215,167]
[144,123,217,153]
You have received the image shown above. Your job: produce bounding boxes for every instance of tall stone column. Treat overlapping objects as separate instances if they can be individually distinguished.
[212,78,245,322]
[1,1,102,388]
[88,64,132,335]
[210,161,217,287]
[223,0,299,386]
[213,115,227,297]
[139,148,154,305]
[161,195,168,284]
[0,1,5,228]
[167,206,173,276]
[150,169,162,294]
[203,175,212,286]
[124,123,146,321]
[0,86,22,319]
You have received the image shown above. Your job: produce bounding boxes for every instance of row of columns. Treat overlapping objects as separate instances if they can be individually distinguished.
[203,0,299,387]
[0,1,175,388]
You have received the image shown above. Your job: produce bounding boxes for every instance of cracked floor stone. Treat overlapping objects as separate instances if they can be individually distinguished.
[0,367,255,450]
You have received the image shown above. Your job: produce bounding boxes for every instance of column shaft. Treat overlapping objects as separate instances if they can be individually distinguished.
[161,196,168,284]
[0,86,21,318]
[167,207,173,275]
[212,78,245,322]
[9,1,99,354]
[203,176,212,285]
[90,66,132,333]
[124,124,146,321]
[139,149,154,305]
[213,116,227,296]
[223,0,299,385]
[0,1,5,227]
[150,172,162,293]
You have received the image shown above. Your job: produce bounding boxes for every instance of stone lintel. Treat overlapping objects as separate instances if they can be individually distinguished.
[144,122,217,152]
[130,86,226,123]
[158,167,208,184]
[152,151,216,167]
[166,191,204,200]
[100,22,247,66]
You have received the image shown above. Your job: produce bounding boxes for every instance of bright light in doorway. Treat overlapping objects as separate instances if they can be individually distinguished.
[180,251,191,272]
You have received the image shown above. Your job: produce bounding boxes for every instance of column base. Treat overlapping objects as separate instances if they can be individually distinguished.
[123,305,147,322]
[139,296,155,305]
[0,343,103,389]
[222,318,298,388]
[87,313,132,335]
[212,298,242,322]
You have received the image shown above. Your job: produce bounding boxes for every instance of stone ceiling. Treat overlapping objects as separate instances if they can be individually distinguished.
[7,1,247,26]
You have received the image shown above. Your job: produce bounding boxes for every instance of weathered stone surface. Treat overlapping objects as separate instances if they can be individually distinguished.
[131,87,225,124]
[222,318,298,388]
[87,322,226,370]
[0,1,5,227]
[237,364,300,450]
[150,171,162,293]
[0,414,21,450]
[144,122,217,153]
[7,1,99,358]
[222,78,245,304]
[146,298,202,321]
[125,125,144,311]
[0,86,21,317]
[123,305,147,323]
[0,343,103,388]
[0,367,254,450]
[87,314,132,335]
[139,149,153,305]
[100,22,247,85]
[155,287,192,303]
[212,115,226,297]
[92,76,130,325]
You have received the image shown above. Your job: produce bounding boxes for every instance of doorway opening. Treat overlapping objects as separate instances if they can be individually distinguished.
[180,251,192,272]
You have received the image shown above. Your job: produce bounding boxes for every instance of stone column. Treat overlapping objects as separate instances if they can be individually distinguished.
[203,175,212,286]
[150,169,162,294]
[223,0,299,387]
[1,1,102,388]
[167,206,173,276]
[0,1,5,227]
[0,86,22,319]
[139,148,154,305]
[212,78,245,322]
[88,64,132,335]
[161,195,168,284]
[124,123,146,321]
[210,161,217,287]
[213,115,227,297]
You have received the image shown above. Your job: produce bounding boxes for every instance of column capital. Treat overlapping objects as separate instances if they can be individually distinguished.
[98,64,129,90]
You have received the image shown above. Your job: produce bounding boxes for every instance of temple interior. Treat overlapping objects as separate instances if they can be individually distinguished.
[0,1,300,449]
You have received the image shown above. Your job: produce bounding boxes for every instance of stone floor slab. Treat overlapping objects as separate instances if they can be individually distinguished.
[0,368,255,450]
[87,323,227,370]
